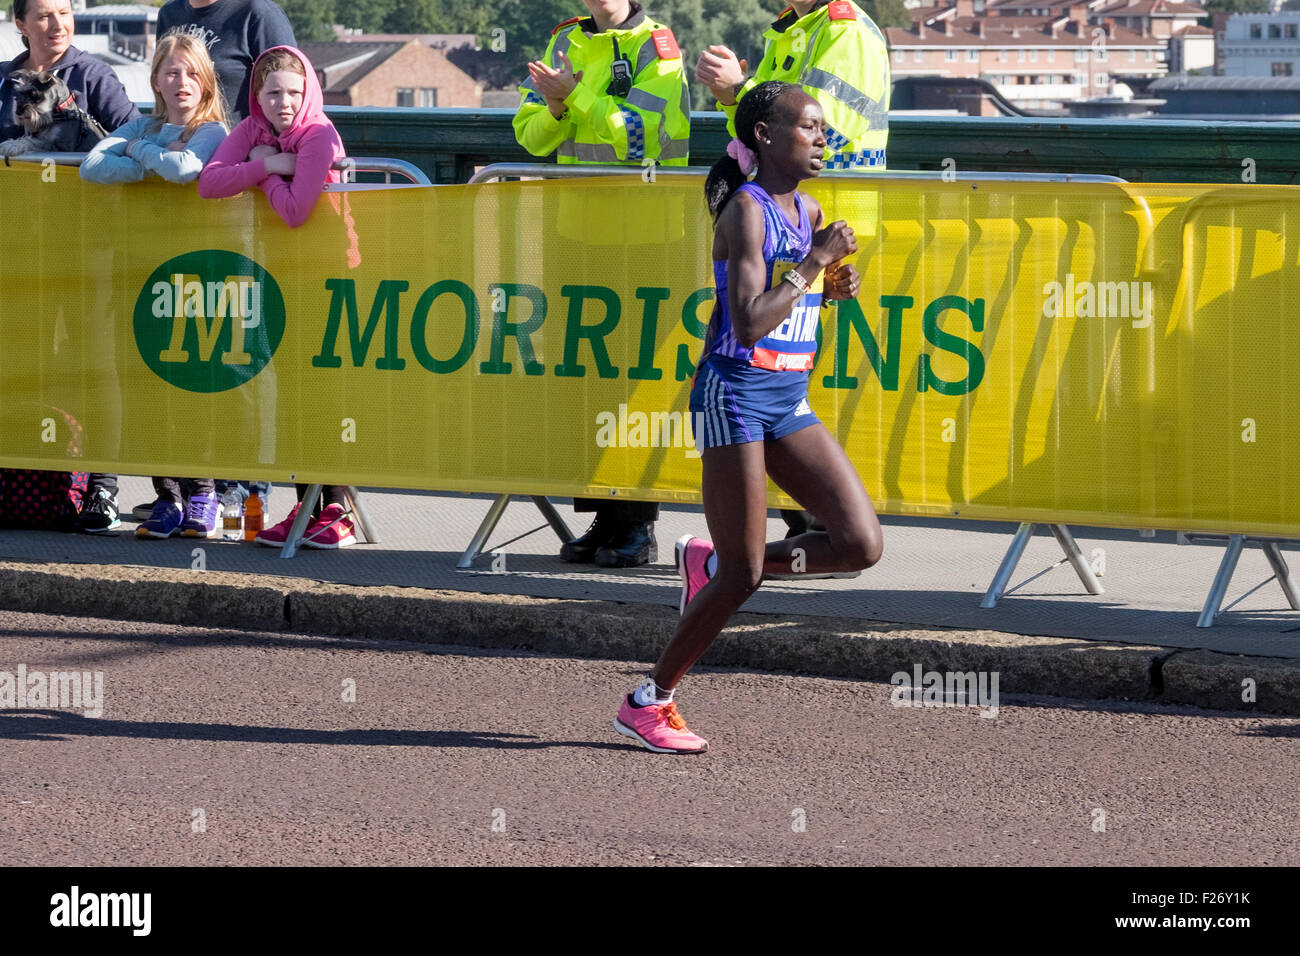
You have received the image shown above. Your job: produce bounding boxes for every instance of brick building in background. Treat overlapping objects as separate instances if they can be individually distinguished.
[301,37,481,109]
[889,0,1209,111]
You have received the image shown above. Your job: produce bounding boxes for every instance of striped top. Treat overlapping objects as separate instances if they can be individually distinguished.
[701,182,822,372]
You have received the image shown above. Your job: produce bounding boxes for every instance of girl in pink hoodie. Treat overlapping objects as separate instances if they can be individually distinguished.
[198,45,343,227]
[199,45,358,549]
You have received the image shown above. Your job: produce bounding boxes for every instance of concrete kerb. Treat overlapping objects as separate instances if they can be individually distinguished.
[1,559,1298,715]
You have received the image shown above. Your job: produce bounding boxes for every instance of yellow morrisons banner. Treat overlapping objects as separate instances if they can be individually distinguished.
[1,164,1297,534]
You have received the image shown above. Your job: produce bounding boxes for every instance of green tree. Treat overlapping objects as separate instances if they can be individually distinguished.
[278,0,337,42]
[862,0,910,30]
[1203,0,1269,11]
[335,0,401,33]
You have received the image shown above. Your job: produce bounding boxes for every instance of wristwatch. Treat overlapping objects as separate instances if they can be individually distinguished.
[782,269,810,294]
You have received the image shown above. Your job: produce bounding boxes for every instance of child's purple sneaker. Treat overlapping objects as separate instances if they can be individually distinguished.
[181,493,220,538]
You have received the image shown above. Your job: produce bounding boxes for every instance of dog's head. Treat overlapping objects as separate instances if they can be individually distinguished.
[9,70,75,135]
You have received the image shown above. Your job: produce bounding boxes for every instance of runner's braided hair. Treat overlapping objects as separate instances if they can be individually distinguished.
[705,80,800,220]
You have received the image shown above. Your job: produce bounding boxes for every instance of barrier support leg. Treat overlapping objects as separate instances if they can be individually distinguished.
[280,484,322,559]
[1262,541,1300,610]
[980,522,1036,609]
[458,494,512,569]
[1197,534,1246,628]
[347,486,379,545]
[1048,523,1104,596]
[531,495,574,545]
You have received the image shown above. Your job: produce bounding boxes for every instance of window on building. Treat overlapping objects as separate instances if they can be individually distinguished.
[999,49,1007,61]
[1269,24,1282,39]
[419,88,438,107]
[1030,48,1038,61]
[967,48,978,62]
[1047,49,1055,62]
[1096,72,1108,86]
[396,88,414,107]
[895,49,904,63]
[1096,46,1107,62]
[1129,49,1136,62]
[1273,61,1294,76]
[1018,48,1025,61]
[1075,48,1088,62]
[1145,50,1153,62]
[914,49,923,62]
[1288,24,1298,39]
[1075,71,1087,85]
[1250,24,1262,39]
[946,49,956,62]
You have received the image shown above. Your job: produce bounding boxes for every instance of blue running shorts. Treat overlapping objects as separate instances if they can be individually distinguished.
[689,355,820,451]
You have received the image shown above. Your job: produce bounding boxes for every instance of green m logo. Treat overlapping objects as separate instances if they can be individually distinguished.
[133,250,286,393]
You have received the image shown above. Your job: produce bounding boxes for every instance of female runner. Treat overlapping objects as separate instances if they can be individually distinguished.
[614,80,884,754]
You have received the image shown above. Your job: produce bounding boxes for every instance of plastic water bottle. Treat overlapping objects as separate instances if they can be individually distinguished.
[221,493,242,541]
[243,491,263,542]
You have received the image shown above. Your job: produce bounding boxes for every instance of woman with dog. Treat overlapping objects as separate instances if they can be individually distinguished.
[0,0,138,534]
[0,0,138,143]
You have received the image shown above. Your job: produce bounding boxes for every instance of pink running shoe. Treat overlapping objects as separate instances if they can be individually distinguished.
[302,503,357,549]
[614,695,708,754]
[675,534,714,615]
[254,504,301,548]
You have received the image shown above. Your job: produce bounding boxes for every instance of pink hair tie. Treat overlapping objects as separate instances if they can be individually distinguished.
[726,137,757,176]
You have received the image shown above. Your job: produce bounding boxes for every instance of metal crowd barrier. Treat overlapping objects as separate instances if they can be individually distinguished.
[3,150,419,559]
[459,162,1130,584]
[3,152,430,187]
[460,163,1293,633]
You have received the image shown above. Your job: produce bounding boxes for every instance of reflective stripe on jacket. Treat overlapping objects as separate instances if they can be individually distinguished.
[723,1,889,172]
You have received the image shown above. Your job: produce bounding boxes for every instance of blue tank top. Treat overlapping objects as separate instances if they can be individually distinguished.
[701,182,822,371]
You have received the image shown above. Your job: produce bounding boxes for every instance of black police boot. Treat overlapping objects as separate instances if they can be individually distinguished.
[560,515,617,563]
[594,522,658,568]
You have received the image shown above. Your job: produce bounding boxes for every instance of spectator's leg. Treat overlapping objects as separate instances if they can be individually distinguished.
[595,501,659,568]
[560,497,619,563]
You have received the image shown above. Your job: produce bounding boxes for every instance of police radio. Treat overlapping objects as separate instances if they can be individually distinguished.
[607,37,632,97]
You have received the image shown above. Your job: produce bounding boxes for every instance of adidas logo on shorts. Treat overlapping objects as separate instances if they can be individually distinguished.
[795,398,812,417]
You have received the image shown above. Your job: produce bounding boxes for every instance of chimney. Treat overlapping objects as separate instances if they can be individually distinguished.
[1104,17,1116,36]
[956,0,974,16]
[917,20,926,38]
[1069,4,1087,23]
[1012,25,1020,38]
[943,18,954,35]
[976,20,986,37]
[1048,20,1060,38]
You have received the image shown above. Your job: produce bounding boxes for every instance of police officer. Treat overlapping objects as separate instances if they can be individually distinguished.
[514,1,691,567]
[697,1,889,174]
[697,0,888,546]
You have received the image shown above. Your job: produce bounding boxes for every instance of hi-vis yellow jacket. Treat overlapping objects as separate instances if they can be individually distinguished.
[514,4,691,166]
[724,0,890,171]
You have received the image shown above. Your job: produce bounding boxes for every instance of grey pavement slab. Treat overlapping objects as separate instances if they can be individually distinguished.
[1,475,1298,659]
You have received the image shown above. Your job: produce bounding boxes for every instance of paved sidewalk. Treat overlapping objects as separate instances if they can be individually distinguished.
[1,476,1297,659]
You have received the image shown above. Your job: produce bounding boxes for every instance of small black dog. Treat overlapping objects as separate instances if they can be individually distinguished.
[0,69,107,158]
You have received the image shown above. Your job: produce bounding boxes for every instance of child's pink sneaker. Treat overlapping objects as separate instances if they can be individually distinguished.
[254,504,300,548]
[675,534,714,615]
[302,503,356,549]
[614,694,708,754]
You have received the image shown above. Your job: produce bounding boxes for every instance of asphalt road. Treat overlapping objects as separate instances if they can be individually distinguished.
[0,608,1296,866]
